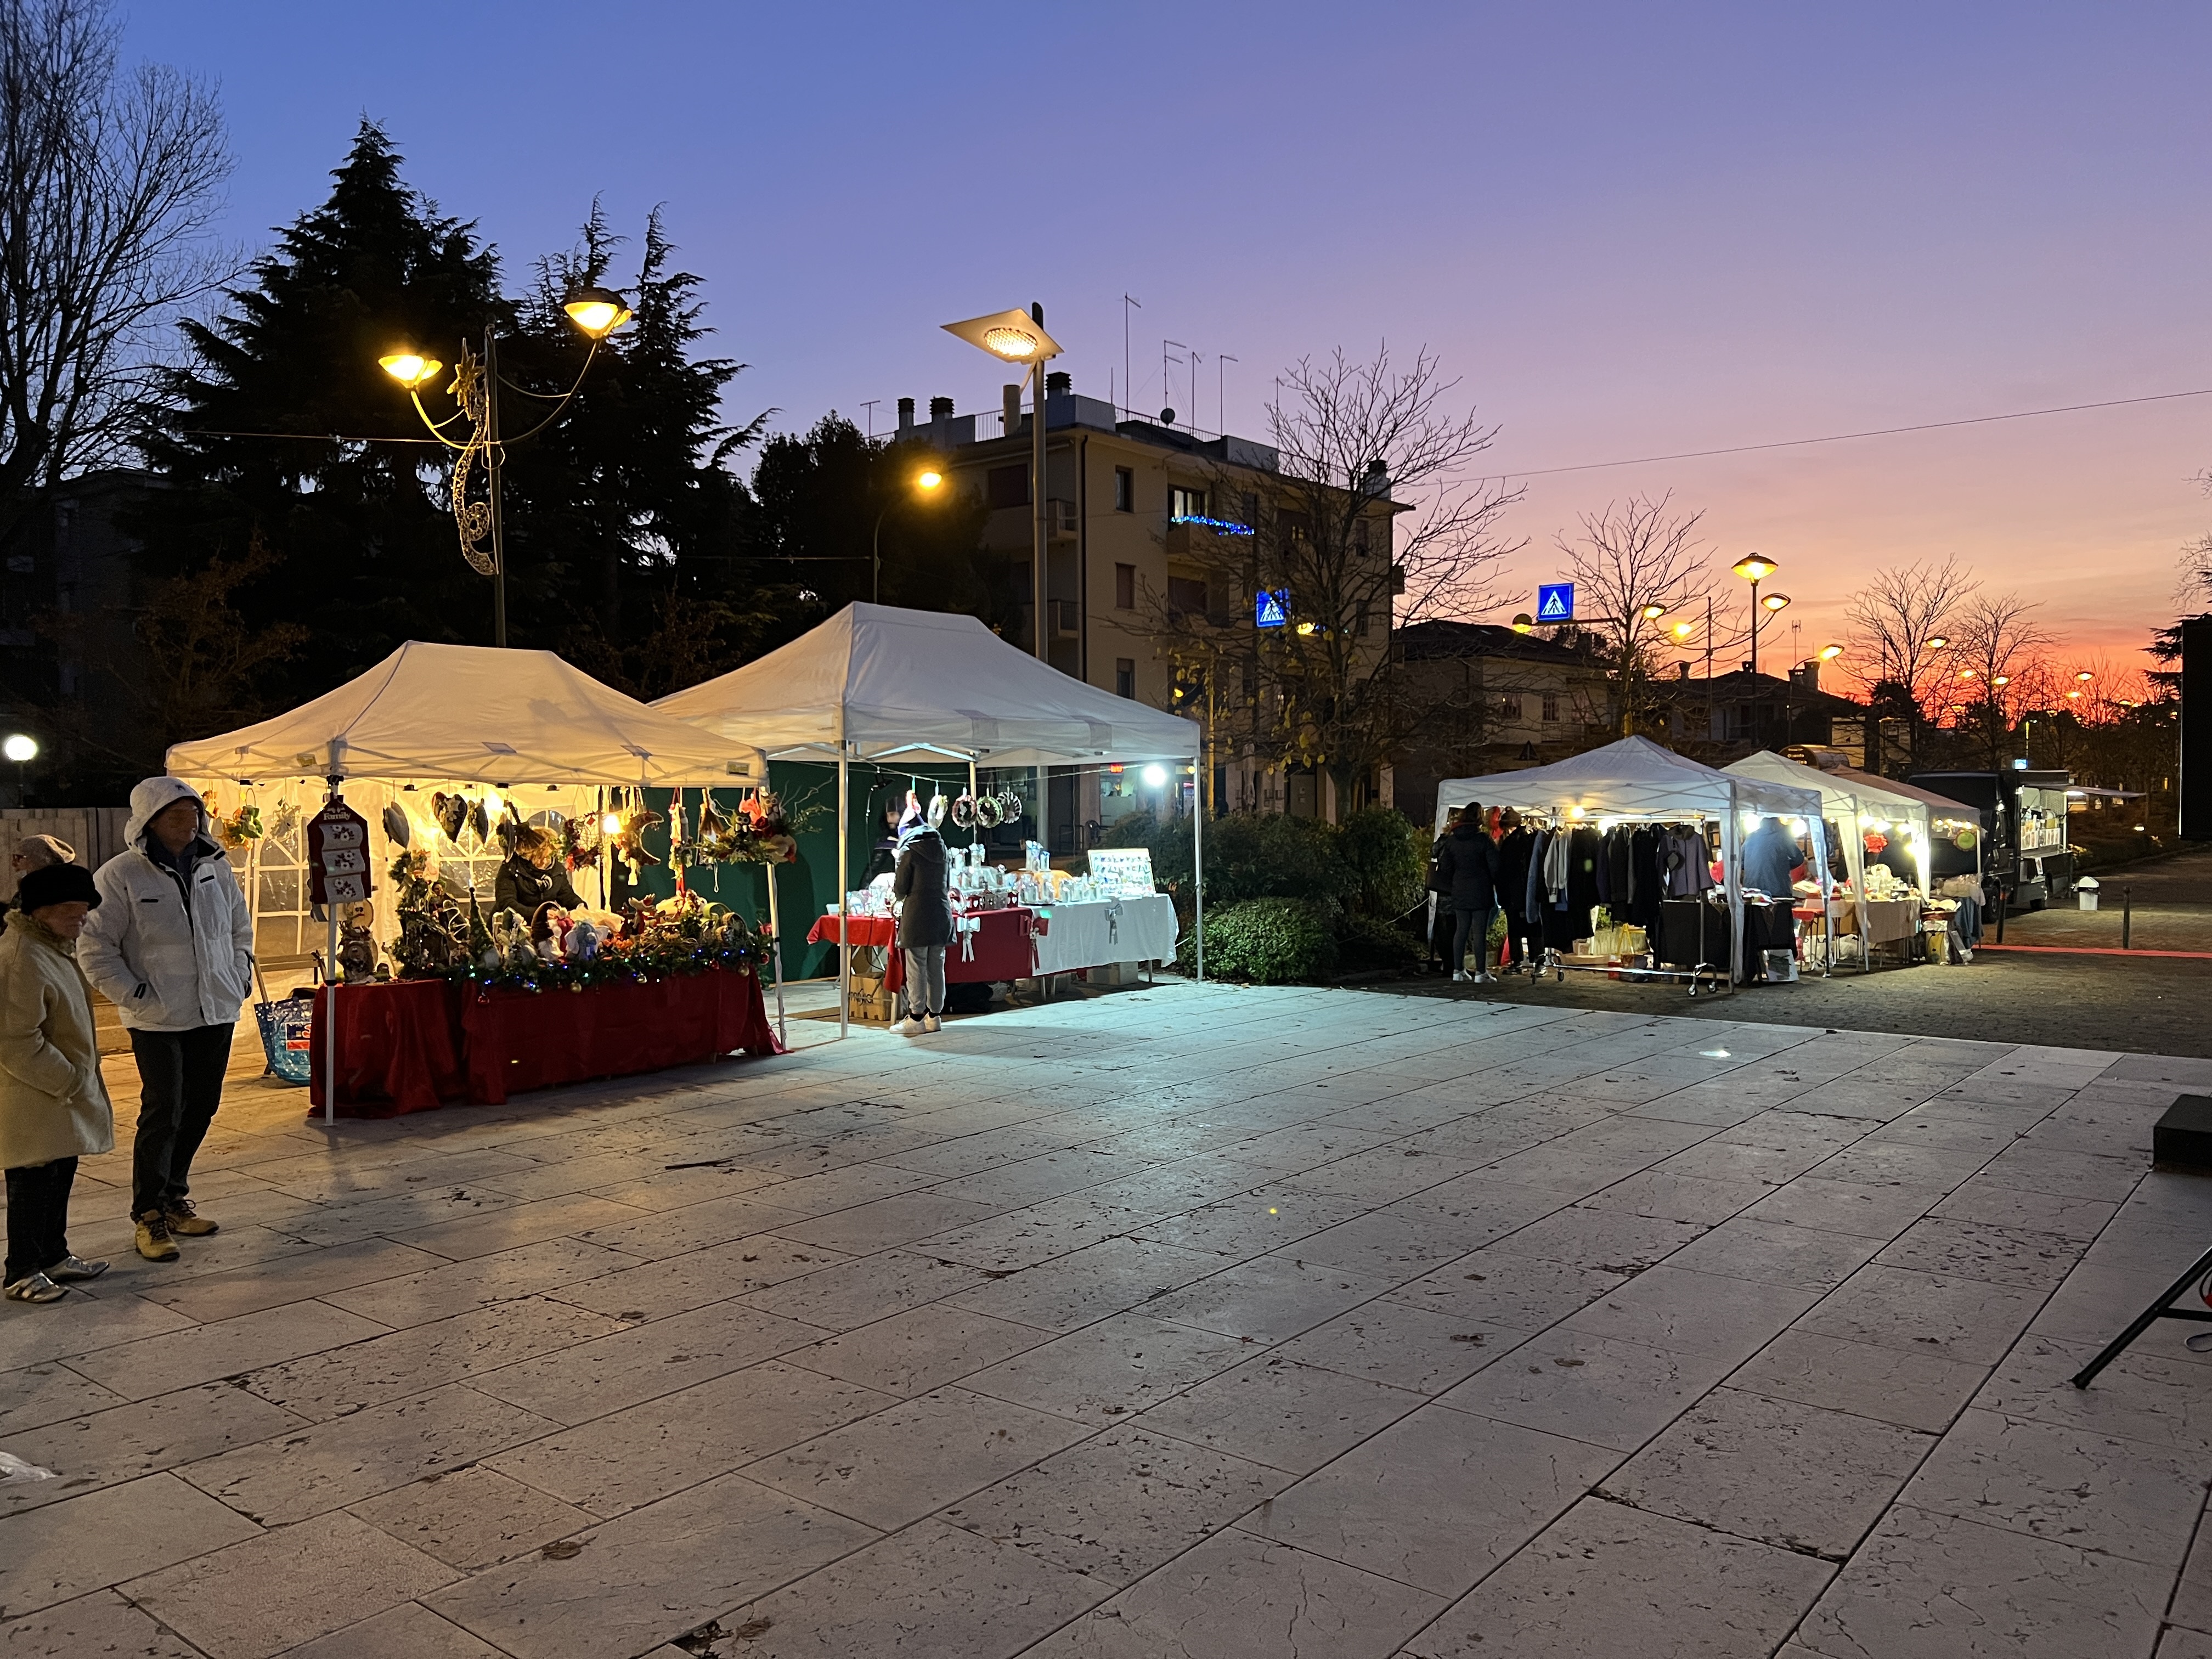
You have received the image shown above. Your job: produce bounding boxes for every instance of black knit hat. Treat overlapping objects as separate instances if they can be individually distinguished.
[16,862,99,913]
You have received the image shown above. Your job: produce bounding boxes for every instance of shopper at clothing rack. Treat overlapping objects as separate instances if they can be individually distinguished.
[1494,810,1537,973]
[1741,815,1807,898]
[1435,803,1502,983]
[1422,809,1459,974]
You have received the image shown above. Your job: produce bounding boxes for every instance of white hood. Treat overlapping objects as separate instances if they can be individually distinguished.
[125,775,206,848]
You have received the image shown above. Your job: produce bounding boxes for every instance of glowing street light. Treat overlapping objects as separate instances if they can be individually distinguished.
[1640,603,1667,620]
[945,307,1065,660]
[874,468,953,604]
[1511,613,1534,634]
[1818,643,1844,661]
[2,734,37,764]
[1925,635,1949,651]
[379,285,631,646]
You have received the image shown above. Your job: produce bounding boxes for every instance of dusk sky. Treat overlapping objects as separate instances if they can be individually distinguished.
[123,3,2212,675]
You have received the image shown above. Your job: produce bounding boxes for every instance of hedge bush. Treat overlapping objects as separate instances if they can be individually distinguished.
[1175,896,1339,983]
[1335,913,1424,977]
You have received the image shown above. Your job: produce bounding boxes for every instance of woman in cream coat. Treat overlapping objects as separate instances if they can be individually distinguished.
[0,862,115,1302]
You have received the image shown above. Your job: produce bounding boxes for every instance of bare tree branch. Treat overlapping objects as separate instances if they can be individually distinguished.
[1842,555,1976,771]
[0,0,233,548]
[1556,492,1715,735]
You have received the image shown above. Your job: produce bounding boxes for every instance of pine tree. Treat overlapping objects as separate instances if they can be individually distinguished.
[131,120,509,721]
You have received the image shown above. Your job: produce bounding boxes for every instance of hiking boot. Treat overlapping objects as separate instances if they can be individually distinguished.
[46,1255,108,1282]
[4,1272,66,1304]
[134,1212,179,1262]
[163,1199,219,1237]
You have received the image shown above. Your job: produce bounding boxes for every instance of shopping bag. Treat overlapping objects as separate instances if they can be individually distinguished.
[251,961,316,1087]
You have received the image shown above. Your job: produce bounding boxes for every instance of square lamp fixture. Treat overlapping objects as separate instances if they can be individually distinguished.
[942,309,1064,364]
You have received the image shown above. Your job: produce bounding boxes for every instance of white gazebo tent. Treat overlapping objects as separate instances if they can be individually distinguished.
[1435,736,1828,987]
[168,641,770,1115]
[1725,751,1930,969]
[656,602,1206,1035]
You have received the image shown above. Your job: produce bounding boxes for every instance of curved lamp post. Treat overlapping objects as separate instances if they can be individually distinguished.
[379,285,633,647]
[873,469,946,605]
[943,306,1062,660]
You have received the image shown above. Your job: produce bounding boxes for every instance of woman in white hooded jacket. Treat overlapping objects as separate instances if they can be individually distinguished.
[77,777,253,1261]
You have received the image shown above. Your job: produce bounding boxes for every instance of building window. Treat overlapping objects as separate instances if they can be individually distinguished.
[1502,694,1522,722]
[1352,518,1370,558]
[1115,563,1136,610]
[1115,658,1136,698]
[1114,467,1133,512]
[1167,576,1207,616]
[987,464,1028,510]
[1355,602,1372,637]
[1169,485,1207,521]
[1542,693,1560,723]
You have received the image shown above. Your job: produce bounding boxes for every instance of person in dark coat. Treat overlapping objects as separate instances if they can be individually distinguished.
[890,823,951,1034]
[1434,803,1502,983]
[494,826,583,930]
[1423,809,1459,973]
[1494,809,1536,974]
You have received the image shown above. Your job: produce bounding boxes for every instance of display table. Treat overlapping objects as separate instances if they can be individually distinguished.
[807,894,1180,990]
[1031,894,1180,975]
[1834,896,1921,946]
[308,967,782,1118]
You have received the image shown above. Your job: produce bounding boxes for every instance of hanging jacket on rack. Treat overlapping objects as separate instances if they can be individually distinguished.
[1497,827,1536,919]
[1629,826,1667,929]
[1542,828,1572,905]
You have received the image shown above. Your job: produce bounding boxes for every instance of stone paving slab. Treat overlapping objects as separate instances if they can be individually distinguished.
[2,981,2210,1655]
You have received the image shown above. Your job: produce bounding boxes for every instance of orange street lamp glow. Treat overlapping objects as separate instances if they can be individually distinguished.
[915,469,944,491]
[378,351,443,390]
[1761,592,1791,613]
[1732,555,1777,582]
[1818,643,1844,661]
[562,286,633,338]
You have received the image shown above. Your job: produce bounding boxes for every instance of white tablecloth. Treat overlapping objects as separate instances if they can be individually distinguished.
[1031,894,1180,974]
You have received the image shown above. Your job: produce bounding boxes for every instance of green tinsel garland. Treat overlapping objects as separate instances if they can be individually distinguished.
[437,933,767,996]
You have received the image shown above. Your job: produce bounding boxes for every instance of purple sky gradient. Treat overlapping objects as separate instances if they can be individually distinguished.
[123,2,2212,671]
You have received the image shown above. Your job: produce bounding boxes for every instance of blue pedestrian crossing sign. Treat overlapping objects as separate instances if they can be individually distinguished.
[1536,582,1574,623]
[1255,589,1289,629]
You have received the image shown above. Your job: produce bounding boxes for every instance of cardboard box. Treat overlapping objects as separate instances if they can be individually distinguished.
[847,974,896,1024]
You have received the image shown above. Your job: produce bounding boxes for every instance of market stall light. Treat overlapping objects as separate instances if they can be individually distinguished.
[1732,555,1777,582]
[378,351,443,390]
[562,286,632,338]
[2,733,35,763]
[1141,763,1169,787]
[600,812,622,834]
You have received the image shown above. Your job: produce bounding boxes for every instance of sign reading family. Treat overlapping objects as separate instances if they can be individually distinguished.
[1536,582,1575,623]
[1255,589,1289,629]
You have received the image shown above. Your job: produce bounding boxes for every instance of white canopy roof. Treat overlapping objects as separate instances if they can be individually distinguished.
[167,641,766,788]
[656,602,1201,768]
[1724,749,1929,890]
[1435,736,1823,832]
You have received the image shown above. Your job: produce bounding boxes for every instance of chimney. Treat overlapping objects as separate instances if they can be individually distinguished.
[929,396,954,422]
[1677,661,1690,680]
[896,396,915,435]
[1002,383,1022,435]
[1046,370,1071,397]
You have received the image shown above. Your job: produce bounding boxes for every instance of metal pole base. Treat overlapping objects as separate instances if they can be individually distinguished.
[2069,1244,2212,1389]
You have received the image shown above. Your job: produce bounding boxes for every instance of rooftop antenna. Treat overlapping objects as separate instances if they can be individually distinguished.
[861,398,880,441]
[1121,294,1142,419]
[1164,340,1188,425]
[1218,354,1238,438]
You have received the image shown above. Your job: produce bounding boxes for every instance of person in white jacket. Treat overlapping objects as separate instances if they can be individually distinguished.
[78,777,253,1262]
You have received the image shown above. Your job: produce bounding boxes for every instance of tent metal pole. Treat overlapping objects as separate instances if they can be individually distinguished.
[1723,793,1744,989]
[1193,755,1205,982]
[764,859,788,1048]
[838,747,850,1040]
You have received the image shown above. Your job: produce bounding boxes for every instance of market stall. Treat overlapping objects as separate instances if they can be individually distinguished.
[1724,751,1932,969]
[167,641,781,1119]
[658,602,1203,1032]
[1435,737,1829,991]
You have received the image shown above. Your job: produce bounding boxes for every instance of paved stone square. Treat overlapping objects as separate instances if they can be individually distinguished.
[3,982,2210,1658]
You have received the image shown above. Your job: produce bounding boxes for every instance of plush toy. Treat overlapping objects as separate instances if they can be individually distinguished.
[563,918,602,963]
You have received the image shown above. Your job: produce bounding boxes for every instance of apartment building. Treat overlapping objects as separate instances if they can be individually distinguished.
[895,379,1396,847]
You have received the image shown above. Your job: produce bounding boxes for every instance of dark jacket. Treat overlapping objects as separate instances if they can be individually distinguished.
[1497,827,1534,915]
[1434,824,1500,909]
[891,828,952,949]
[494,856,583,922]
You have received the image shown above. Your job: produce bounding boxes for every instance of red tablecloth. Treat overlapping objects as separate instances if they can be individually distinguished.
[309,968,782,1118]
[807,908,1036,988]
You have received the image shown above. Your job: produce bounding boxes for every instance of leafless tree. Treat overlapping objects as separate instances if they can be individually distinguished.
[1945,591,2055,771]
[1556,493,1717,736]
[1156,343,1521,819]
[1842,555,1977,772]
[0,0,231,552]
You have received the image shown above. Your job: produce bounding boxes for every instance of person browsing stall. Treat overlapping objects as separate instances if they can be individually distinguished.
[0,861,114,1302]
[77,778,253,1263]
[494,824,583,923]
[1741,815,1807,899]
[1435,802,1503,984]
[890,819,951,1036]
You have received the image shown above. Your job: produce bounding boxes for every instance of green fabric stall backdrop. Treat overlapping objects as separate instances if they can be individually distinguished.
[626,763,993,980]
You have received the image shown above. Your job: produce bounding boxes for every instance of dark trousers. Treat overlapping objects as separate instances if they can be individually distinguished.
[1452,901,1497,974]
[1503,908,1539,967]
[5,1158,77,1283]
[129,1023,233,1217]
